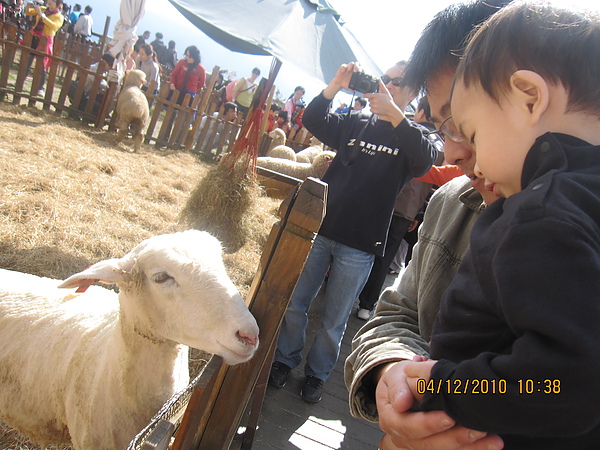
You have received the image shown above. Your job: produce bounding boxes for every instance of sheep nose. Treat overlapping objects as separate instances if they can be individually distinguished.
[236,330,258,347]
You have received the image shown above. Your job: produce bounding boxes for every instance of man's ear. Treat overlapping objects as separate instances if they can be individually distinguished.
[509,70,549,125]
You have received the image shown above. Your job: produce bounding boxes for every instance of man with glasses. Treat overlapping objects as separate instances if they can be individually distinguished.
[345,1,510,449]
[269,61,437,403]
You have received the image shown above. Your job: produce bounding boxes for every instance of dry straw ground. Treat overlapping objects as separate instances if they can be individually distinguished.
[0,101,281,449]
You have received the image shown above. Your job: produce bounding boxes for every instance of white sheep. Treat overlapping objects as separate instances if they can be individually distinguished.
[115,69,150,152]
[267,144,297,161]
[265,128,297,161]
[257,151,336,198]
[0,230,259,449]
[296,146,322,164]
[267,128,287,152]
[294,136,324,163]
[258,150,335,180]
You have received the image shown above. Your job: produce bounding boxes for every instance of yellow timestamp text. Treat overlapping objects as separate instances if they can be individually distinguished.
[417,378,561,395]
[518,378,561,394]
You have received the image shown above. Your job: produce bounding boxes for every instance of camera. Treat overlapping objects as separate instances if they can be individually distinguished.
[348,72,379,94]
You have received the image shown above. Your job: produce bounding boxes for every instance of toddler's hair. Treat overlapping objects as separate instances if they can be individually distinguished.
[456,1,600,115]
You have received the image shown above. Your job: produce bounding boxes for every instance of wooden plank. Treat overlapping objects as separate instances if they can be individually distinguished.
[186,66,219,150]
[156,91,179,147]
[177,93,202,149]
[170,356,227,450]
[214,120,233,157]
[145,83,169,143]
[0,23,17,94]
[42,37,64,110]
[167,93,192,147]
[240,340,276,450]
[258,85,276,154]
[84,62,105,115]
[96,80,118,129]
[195,177,327,449]
[256,166,302,186]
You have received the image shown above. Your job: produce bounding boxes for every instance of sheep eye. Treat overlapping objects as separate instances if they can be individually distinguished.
[152,272,173,284]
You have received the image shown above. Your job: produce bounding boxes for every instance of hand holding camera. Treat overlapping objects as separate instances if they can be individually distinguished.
[323,62,362,100]
[348,72,379,94]
[366,80,408,127]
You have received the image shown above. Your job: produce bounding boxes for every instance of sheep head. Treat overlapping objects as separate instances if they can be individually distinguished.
[123,69,146,89]
[268,128,287,148]
[312,151,336,178]
[59,230,259,365]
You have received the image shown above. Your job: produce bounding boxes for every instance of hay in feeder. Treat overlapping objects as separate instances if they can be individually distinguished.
[179,155,261,253]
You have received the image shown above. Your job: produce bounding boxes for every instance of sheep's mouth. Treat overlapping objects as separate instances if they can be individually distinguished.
[218,342,258,364]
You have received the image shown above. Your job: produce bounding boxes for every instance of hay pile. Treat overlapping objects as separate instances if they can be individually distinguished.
[179,156,261,253]
[0,102,280,449]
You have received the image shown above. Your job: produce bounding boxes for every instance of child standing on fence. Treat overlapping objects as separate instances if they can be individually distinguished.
[24,0,64,96]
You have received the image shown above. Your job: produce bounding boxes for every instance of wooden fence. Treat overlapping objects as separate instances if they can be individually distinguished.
[0,20,314,154]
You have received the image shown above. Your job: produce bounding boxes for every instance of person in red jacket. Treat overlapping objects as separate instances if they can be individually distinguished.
[169,45,206,106]
[161,45,206,146]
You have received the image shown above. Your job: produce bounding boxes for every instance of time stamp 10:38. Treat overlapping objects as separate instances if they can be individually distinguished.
[417,378,561,395]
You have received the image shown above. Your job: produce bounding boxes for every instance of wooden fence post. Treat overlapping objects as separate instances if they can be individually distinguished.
[0,23,18,97]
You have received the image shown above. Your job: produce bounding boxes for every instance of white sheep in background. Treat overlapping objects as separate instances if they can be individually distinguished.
[258,150,335,180]
[0,230,259,450]
[267,128,287,152]
[267,144,297,161]
[115,69,150,152]
[257,151,336,198]
[266,128,297,161]
[296,137,324,164]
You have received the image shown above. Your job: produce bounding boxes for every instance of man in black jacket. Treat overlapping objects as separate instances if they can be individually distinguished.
[268,61,436,403]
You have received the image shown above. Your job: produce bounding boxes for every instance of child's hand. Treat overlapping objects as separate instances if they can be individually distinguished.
[404,359,438,402]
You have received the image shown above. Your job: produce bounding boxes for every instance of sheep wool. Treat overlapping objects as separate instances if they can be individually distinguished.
[0,230,259,449]
[267,128,287,152]
[296,145,324,164]
[258,150,335,180]
[267,144,297,161]
[115,69,150,152]
[257,150,336,198]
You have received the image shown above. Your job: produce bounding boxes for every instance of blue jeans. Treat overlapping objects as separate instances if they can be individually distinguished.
[275,235,374,381]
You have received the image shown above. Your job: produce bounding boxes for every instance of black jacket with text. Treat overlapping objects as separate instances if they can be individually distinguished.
[303,92,436,257]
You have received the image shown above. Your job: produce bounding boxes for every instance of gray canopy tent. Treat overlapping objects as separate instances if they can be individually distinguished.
[167,0,381,85]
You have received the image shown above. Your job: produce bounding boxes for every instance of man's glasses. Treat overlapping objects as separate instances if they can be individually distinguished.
[380,75,403,87]
[425,116,466,143]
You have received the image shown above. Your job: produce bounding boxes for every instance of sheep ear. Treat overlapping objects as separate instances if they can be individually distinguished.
[58,256,136,291]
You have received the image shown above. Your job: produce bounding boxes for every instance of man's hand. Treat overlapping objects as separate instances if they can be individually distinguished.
[323,62,360,100]
[408,219,419,233]
[365,81,404,127]
[376,361,504,449]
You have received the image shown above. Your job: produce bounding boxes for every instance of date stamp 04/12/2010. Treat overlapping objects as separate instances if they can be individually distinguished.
[417,378,561,395]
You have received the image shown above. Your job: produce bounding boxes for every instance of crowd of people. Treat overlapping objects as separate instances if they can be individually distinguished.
[4,0,315,143]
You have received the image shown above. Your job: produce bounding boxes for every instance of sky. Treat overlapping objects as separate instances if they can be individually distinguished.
[86,0,456,105]
[89,0,598,107]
